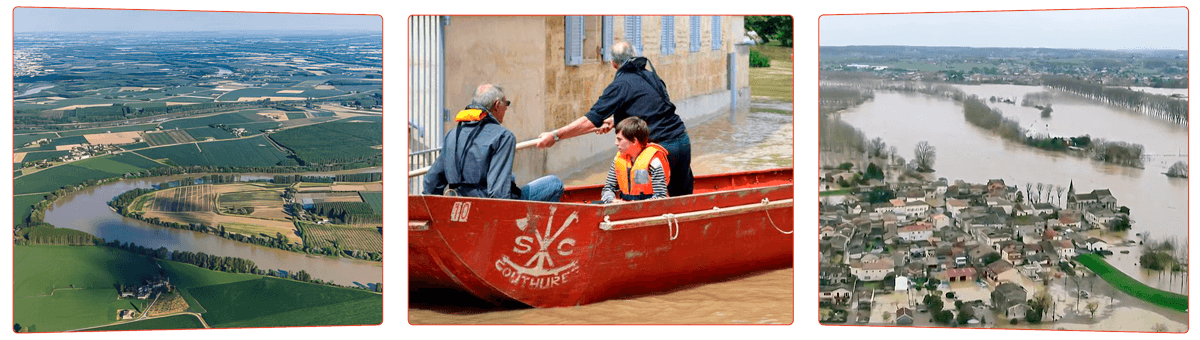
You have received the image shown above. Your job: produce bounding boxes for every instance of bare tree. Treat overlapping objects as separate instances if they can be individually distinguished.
[1025,183,1034,204]
[1035,183,1045,204]
[868,137,887,158]
[1086,301,1099,319]
[913,141,936,172]
[1054,185,1066,207]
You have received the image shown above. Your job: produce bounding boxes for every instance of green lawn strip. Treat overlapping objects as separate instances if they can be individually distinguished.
[14,289,139,332]
[818,188,855,196]
[1076,253,1188,312]
[56,124,158,137]
[188,277,380,328]
[14,193,45,226]
[84,314,206,331]
[120,142,150,150]
[14,245,161,297]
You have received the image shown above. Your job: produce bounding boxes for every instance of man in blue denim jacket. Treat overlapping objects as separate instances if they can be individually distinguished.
[423,84,563,202]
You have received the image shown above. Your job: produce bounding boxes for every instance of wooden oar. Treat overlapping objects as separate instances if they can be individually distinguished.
[408,139,540,178]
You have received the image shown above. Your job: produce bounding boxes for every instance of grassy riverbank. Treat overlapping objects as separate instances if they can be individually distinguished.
[750,42,793,102]
[1076,253,1188,312]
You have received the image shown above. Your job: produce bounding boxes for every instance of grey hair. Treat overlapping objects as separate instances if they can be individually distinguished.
[469,84,505,110]
[611,41,638,65]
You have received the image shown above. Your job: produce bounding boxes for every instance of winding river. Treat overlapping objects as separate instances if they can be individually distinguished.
[41,168,384,286]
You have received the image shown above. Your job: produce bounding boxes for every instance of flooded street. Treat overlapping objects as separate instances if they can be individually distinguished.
[409,101,794,324]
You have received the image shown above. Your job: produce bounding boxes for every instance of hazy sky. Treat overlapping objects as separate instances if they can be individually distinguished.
[820,8,1186,50]
[14,8,382,33]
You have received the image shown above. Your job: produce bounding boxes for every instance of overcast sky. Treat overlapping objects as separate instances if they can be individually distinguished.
[14,8,381,33]
[820,7,1186,50]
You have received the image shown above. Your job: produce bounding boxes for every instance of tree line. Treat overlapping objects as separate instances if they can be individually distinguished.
[1043,75,1187,125]
[271,172,383,184]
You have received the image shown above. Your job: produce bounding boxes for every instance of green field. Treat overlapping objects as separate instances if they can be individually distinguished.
[19,150,70,163]
[14,132,60,147]
[184,127,237,141]
[219,190,283,205]
[15,245,380,332]
[216,88,347,101]
[14,246,163,332]
[120,142,150,150]
[188,277,381,328]
[15,135,90,152]
[297,223,383,253]
[85,314,206,331]
[160,110,265,130]
[270,121,382,165]
[56,124,158,137]
[144,131,176,146]
[136,136,296,168]
[227,121,283,132]
[14,193,45,226]
[749,43,794,102]
[285,112,308,119]
[358,191,383,215]
[1076,253,1188,312]
[14,153,164,195]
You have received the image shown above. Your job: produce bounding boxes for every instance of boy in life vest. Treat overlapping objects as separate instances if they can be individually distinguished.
[600,117,670,203]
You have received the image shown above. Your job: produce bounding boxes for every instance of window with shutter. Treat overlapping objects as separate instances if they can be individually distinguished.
[711,16,722,50]
[625,16,642,55]
[690,16,700,53]
[661,16,675,56]
[603,16,614,61]
[565,16,583,65]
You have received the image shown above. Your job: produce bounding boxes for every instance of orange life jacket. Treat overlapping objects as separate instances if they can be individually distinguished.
[614,143,670,200]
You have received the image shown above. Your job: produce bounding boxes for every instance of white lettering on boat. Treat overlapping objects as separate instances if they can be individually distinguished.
[450,201,472,222]
[494,207,581,290]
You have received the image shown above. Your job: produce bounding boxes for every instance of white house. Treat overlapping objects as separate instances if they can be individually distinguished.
[1085,238,1109,252]
[930,213,951,230]
[898,223,934,242]
[946,199,970,217]
[1085,208,1117,227]
[850,256,895,281]
[903,200,931,217]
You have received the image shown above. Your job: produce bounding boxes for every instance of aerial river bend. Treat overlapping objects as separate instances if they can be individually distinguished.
[41,169,383,287]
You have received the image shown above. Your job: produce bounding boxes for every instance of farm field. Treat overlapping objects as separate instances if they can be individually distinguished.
[143,131,178,146]
[135,136,296,168]
[215,88,346,102]
[13,245,162,332]
[57,124,158,137]
[358,191,383,215]
[270,121,382,165]
[148,184,214,212]
[14,132,60,147]
[183,127,237,141]
[14,153,165,195]
[297,223,382,253]
[159,110,266,130]
[226,121,283,132]
[285,111,308,119]
[187,277,381,328]
[85,314,206,331]
[83,131,142,145]
[119,142,150,150]
[18,150,70,164]
[14,193,45,226]
[1077,253,1188,312]
[15,135,89,152]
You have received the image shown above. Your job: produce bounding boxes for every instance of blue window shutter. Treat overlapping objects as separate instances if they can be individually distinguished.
[625,16,642,54]
[603,16,614,61]
[690,16,700,53]
[565,16,583,65]
[711,16,722,50]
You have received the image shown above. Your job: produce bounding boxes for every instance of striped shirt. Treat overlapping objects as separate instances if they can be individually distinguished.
[601,157,668,203]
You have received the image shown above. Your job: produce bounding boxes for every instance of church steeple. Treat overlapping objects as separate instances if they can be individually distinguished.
[1067,180,1075,202]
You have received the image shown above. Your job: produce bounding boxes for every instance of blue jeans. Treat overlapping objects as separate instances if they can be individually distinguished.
[655,133,694,196]
[520,175,564,202]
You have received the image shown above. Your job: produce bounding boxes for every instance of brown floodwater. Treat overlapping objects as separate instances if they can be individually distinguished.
[408,104,795,324]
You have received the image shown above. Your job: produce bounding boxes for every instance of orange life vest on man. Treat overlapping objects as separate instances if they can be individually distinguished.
[614,143,671,200]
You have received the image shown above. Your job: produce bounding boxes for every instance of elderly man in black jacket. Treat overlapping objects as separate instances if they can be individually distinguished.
[535,41,694,197]
[424,84,563,202]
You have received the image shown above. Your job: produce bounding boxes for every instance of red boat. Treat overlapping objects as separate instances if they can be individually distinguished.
[409,168,794,308]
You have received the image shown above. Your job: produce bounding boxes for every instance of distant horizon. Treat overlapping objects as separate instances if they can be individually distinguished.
[820,8,1186,51]
[14,8,381,33]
